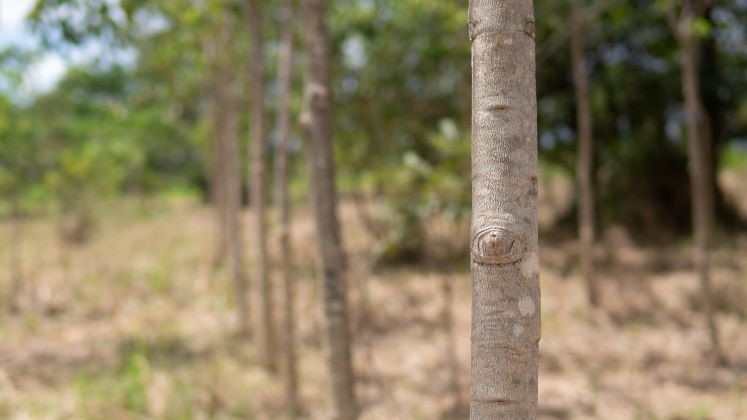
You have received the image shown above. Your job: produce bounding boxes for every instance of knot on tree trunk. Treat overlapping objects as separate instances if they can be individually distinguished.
[471,217,526,265]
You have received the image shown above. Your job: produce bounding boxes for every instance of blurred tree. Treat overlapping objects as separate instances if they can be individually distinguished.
[0,49,38,311]
[570,0,599,306]
[27,0,747,249]
[330,0,471,263]
[244,0,276,373]
[468,0,540,417]
[538,0,746,239]
[274,0,300,415]
[300,0,357,418]
[32,67,145,244]
[664,0,723,361]
[205,1,250,335]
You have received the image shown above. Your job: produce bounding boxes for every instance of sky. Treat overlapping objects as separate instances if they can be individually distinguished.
[1,0,67,94]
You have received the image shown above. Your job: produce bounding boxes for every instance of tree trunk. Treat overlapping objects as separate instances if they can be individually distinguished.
[7,196,22,312]
[468,1,541,418]
[680,30,722,359]
[210,106,228,270]
[245,0,276,372]
[202,23,229,272]
[300,0,357,418]
[211,21,250,334]
[223,79,251,336]
[570,0,598,306]
[209,68,228,271]
[275,0,300,415]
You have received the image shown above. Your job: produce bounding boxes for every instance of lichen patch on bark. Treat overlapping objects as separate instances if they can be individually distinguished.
[518,296,535,316]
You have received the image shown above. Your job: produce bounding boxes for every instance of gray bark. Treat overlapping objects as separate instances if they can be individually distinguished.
[275,0,300,415]
[300,0,357,418]
[468,0,541,418]
[245,0,276,372]
[570,0,598,306]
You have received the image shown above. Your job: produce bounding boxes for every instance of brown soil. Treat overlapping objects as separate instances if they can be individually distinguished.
[0,196,745,419]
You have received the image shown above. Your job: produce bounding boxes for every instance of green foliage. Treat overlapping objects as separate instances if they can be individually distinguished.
[73,343,152,417]
[721,144,747,171]
[2,0,746,246]
[369,119,470,264]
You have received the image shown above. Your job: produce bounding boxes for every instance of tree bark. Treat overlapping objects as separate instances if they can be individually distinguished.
[210,109,228,269]
[468,1,541,418]
[209,70,228,271]
[680,28,722,359]
[570,0,598,306]
[203,24,229,271]
[300,0,357,418]
[275,0,300,415]
[7,196,22,312]
[211,20,250,335]
[222,75,251,336]
[245,0,276,372]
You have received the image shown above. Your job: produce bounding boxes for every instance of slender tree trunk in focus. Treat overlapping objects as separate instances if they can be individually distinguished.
[300,0,357,418]
[468,1,541,418]
[275,0,300,415]
[245,0,276,371]
[8,196,22,312]
[679,22,722,360]
[570,0,598,306]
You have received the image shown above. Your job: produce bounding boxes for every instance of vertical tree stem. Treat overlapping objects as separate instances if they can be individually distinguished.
[245,0,276,372]
[680,29,722,359]
[570,0,598,306]
[300,0,358,418]
[275,0,300,415]
[468,0,541,418]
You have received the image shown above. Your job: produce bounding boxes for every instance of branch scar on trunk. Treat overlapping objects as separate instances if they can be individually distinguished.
[471,218,526,265]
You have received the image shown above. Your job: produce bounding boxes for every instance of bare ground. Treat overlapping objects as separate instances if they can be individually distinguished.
[0,194,746,419]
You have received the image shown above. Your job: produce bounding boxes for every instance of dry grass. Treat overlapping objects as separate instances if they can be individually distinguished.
[0,193,745,419]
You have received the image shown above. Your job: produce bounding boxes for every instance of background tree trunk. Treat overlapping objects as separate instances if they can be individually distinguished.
[570,0,598,306]
[7,196,22,312]
[222,75,251,336]
[275,0,300,415]
[468,0,541,418]
[209,102,228,270]
[300,0,357,418]
[680,28,722,359]
[211,19,250,334]
[202,25,229,272]
[245,0,276,372]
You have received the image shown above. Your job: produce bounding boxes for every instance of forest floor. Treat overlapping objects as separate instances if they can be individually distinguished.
[1,177,746,419]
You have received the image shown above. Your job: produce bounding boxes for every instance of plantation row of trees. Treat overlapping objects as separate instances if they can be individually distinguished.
[1,0,746,418]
